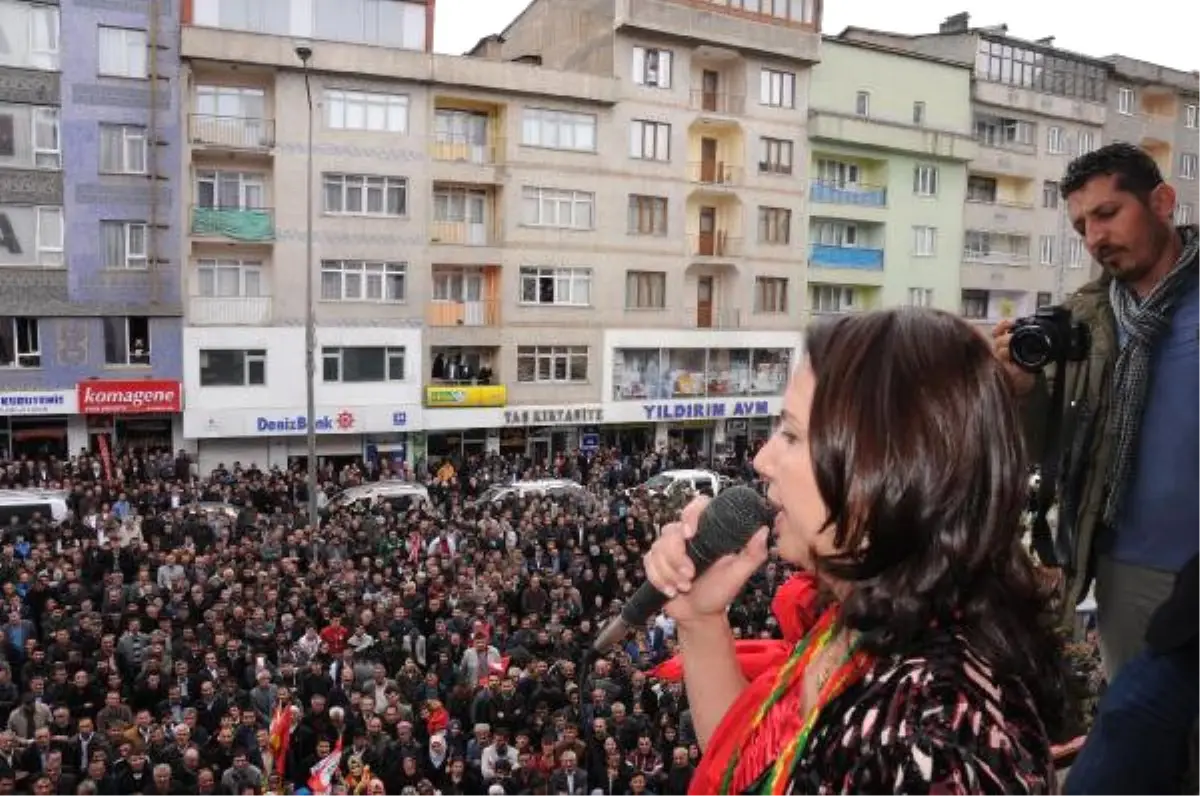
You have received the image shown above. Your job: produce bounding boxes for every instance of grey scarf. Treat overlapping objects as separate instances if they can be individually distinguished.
[1103,225,1199,526]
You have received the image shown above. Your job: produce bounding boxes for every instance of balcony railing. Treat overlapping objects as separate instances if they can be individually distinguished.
[191,206,275,242]
[685,306,742,330]
[430,133,502,165]
[688,232,742,258]
[688,161,742,185]
[426,299,501,327]
[188,296,273,325]
[974,135,1037,155]
[809,244,884,271]
[689,90,746,116]
[429,219,492,246]
[963,250,1031,267]
[965,196,1036,209]
[809,179,887,207]
[189,114,276,149]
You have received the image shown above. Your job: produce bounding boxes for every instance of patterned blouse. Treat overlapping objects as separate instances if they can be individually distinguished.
[742,632,1055,795]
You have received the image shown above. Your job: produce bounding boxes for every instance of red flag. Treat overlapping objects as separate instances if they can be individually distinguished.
[489,654,511,676]
[308,738,343,795]
[268,705,293,776]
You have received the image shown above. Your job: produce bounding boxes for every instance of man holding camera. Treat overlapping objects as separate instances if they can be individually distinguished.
[994,142,1198,792]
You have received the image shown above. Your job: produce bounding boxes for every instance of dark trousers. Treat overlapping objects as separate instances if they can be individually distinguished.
[1065,644,1199,794]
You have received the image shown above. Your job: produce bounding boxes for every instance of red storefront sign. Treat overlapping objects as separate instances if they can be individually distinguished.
[77,380,182,414]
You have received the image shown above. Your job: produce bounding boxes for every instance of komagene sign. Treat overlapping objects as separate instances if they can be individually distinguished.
[78,380,182,414]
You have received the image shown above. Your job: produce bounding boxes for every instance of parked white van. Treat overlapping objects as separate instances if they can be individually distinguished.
[474,479,591,506]
[639,469,730,499]
[0,489,71,525]
[325,482,433,515]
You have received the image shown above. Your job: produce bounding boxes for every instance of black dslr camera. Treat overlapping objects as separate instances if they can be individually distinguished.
[1008,305,1090,372]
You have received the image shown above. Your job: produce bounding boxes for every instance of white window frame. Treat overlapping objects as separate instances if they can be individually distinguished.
[32,108,60,169]
[97,26,148,78]
[1117,87,1134,115]
[521,187,595,230]
[1187,105,1198,129]
[520,108,597,152]
[1047,126,1064,154]
[1043,181,1060,209]
[324,89,409,133]
[814,220,857,248]
[519,267,592,307]
[1177,203,1195,226]
[913,164,939,197]
[199,349,267,387]
[516,345,589,384]
[196,170,265,210]
[27,4,60,70]
[196,259,264,298]
[320,260,407,303]
[35,206,63,267]
[855,90,870,117]
[912,226,936,257]
[322,346,406,383]
[99,124,147,174]
[759,68,795,108]
[1077,131,1095,156]
[194,85,266,118]
[101,221,149,270]
[816,159,859,186]
[1066,238,1086,269]
[629,120,671,161]
[754,277,788,314]
[632,47,672,89]
[809,285,856,313]
[907,288,934,308]
[1181,153,1198,180]
[0,317,41,369]
[432,267,484,302]
[1039,235,1055,266]
[322,174,408,217]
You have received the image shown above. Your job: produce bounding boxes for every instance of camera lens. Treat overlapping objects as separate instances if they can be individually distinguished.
[1010,326,1055,371]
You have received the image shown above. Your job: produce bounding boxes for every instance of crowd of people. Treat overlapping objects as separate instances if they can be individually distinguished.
[0,443,803,796]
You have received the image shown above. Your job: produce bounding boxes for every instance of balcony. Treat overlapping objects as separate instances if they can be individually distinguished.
[430,133,502,166]
[809,179,886,207]
[426,299,501,328]
[964,197,1036,231]
[686,306,742,330]
[688,161,742,187]
[191,206,275,243]
[809,245,884,271]
[430,219,492,246]
[188,115,276,150]
[688,232,742,259]
[963,250,1031,268]
[808,110,977,161]
[689,89,745,117]
[188,296,273,325]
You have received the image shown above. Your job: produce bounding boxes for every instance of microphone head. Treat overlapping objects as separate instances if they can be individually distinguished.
[691,485,775,564]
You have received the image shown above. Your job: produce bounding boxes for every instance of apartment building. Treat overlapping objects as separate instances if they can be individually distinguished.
[1104,56,1199,230]
[806,37,976,317]
[844,13,1112,326]
[178,0,815,470]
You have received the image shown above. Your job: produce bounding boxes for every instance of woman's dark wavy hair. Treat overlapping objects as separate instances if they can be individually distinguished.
[805,307,1067,733]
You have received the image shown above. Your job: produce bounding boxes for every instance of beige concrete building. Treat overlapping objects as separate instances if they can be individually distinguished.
[178,0,821,468]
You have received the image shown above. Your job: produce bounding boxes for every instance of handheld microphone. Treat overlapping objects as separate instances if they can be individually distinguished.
[592,485,775,653]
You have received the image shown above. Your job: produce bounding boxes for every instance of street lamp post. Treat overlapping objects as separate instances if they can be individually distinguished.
[296,44,319,527]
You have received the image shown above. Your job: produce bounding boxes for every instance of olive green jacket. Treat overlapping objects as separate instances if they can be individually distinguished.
[1022,273,1117,621]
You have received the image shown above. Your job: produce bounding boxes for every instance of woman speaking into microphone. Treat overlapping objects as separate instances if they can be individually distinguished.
[644,308,1067,795]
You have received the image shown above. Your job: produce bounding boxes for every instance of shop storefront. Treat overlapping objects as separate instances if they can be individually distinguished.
[0,390,77,460]
[77,379,183,456]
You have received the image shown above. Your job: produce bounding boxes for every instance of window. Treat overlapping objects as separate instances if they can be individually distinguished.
[754,277,788,313]
[0,318,40,369]
[519,267,592,306]
[809,285,856,313]
[197,170,264,209]
[757,207,791,245]
[1036,292,1053,308]
[1077,131,1095,155]
[1181,153,1198,180]
[199,349,266,387]
[521,187,594,229]
[1046,126,1064,154]
[908,288,934,308]
[521,108,597,152]
[816,159,859,186]
[967,176,997,203]
[1177,203,1195,226]
[7,3,59,70]
[101,221,148,269]
[628,195,667,236]
[197,259,263,297]
[913,165,939,196]
[322,174,407,216]
[35,206,63,266]
[1187,105,1198,129]
[975,115,1034,148]
[1039,235,1055,265]
[432,268,483,302]
[517,346,588,383]
[1066,238,1085,268]
[912,101,926,125]
[97,27,147,78]
[194,85,265,119]
[320,261,406,303]
[32,108,60,169]
[1042,181,1060,209]
[760,69,795,108]
[632,47,672,88]
[759,137,793,175]
[625,271,666,309]
[961,290,988,319]
[322,347,406,383]
[1117,87,1134,115]
[814,221,858,247]
[913,226,936,257]
[974,39,1106,102]
[99,125,147,174]
[854,91,870,117]
[103,316,151,366]
[629,120,671,161]
[325,90,408,133]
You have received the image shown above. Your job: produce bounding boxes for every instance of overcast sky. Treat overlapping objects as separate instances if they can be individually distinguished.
[433,0,1198,74]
